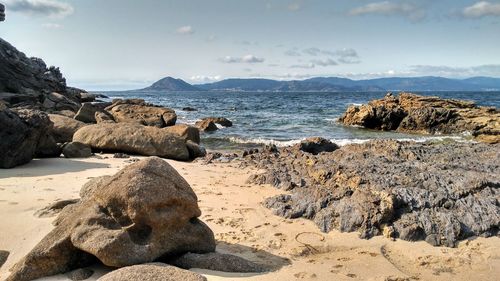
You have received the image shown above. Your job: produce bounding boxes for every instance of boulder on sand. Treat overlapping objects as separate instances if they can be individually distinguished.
[49,114,86,143]
[105,99,177,127]
[7,157,215,281]
[97,263,207,281]
[62,142,92,158]
[167,252,266,273]
[73,123,193,161]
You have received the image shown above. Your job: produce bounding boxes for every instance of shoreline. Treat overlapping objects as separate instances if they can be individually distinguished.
[1,152,499,281]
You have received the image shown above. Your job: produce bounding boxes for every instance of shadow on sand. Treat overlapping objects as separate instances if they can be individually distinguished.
[0,157,111,178]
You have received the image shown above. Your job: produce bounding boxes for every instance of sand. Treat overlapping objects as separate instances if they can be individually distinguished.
[0,155,499,281]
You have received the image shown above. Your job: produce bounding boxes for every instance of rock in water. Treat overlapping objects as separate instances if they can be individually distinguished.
[7,157,215,281]
[339,93,500,143]
[195,119,218,132]
[72,123,191,161]
[199,117,233,127]
[247,140,500,247]
[295,137,339,155]
[49,114,87,143]
[97,263,207,281]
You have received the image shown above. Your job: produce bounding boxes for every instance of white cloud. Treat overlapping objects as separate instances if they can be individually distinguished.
[219,54,265,63]
[348,1,426,21]
[175,25,195,35]
[462,1,500,18]
[290,63,315,69]
[288,3,301,11]
[189,75,222,83]
[311,58,338,67]
[6,0,74,18]
[42,22,61,29]
[303,47,322,56]
[284,49,301,56]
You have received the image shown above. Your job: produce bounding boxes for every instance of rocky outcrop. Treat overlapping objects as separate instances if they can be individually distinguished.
[294,137,339,155]
[0,4,5,22]
[74,102,111,123]
[201,117,233,127]
[105,99,176,127]
[163,124,201,144]
[0,104,60,168]
[72,123,195,161]
[62,142,92,158]
[245,140,500,247]
[195,119,218,132]
[48,114,87,143]
[97,263,207,281]
[339,93,500,143]
[7,157,215,281]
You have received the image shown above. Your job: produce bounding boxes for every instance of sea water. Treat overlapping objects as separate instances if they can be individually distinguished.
[103,91,500,150]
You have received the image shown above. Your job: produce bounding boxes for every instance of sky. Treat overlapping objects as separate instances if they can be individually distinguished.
[0,0,499,90]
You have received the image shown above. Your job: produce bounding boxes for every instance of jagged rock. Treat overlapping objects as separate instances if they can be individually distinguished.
[0,104,60,168]
[0,250,9,269]
[66,268,94,281]
[35,199,80,218]
[74,102,111,123]
[195,119,218,132]
[7,157,215,281]
[339,93,500,143]
[199,117,233,127]
[73,123,193,161]
[97,263,207,281]
[49,114,86,143]
[167,252,267,273]
[247,140,500,247]
[295,137,339,155]
[0,3,5,22]
[42,92,80,112]
[62,142,92,158]
[94,111,114,123]
[105,99,176,127]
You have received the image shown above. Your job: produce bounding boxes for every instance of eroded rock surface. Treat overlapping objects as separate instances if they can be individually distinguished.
[339,93,500,143]
[245,140,500,247]
[49,114,86,143]
[97,263,207,281]
[167,252,267,273]
[7,157,215,281]
[105,99,176,127]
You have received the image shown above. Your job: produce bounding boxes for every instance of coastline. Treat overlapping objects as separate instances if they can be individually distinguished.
[1,155,499,281]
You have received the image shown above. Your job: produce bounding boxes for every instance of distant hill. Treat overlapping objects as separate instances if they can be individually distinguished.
[140,77,201,91]
[138,76,500,92]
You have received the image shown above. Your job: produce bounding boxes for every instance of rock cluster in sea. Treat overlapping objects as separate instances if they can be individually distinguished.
[339,92,500,143]
[7,157,265,281]
[243,138,500,247]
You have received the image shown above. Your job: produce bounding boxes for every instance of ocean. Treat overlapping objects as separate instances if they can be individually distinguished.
[103,91,500,150]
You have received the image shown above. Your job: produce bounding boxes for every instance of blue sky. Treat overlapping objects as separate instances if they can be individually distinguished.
[1,0,499,90]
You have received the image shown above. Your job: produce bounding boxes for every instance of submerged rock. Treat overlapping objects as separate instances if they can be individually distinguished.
[247,140,500,247]
[7,157,215,281]
[339,92,500,143]
[97,263,207,281]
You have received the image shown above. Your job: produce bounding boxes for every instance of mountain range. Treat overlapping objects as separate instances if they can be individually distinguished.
[137,76,500,92]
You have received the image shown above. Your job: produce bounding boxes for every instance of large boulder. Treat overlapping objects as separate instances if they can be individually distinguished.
[73,123,192,161]
[167,252,266,273]
[49,114,87,143]
[97,263,207,281]
[295,137,339,155]
[105,100,176,127]
[42,92,80,112]
[195,119,218,132]
[163,124,200,144]
[7,157,215,281]
[62,142,92,158]
[74,102,111,123]
[339,93,500,143]
[0,104,59,168]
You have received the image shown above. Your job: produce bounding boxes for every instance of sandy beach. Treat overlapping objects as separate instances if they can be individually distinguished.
[1,155,498,281]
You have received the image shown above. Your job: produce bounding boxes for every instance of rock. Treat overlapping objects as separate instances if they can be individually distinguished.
[7,157,215,281]
[34,199,80,218]
[113,153,129,159]
[246,140,500,247]
[0,3,4,22]
[73,123,192,161]
[79,176,110,199]
[163,124,200,144]
[106,100,176,127]
[186,140,207,159]
[49,114,87,143]
[66,268,94,281]
[62,142,92,158]
[0,250,9,269]
[167,252,267,273]
[94,111,114,123]
[339,93,500,143]
[195,119,218,132]
[182,107,197,111]
[42,92,80,112]
[97,263,207,281]
[200,117,233,127]
[78,93,97,103]
[74,102,111,123]
[0,105,60,168]
[295,137,339,155]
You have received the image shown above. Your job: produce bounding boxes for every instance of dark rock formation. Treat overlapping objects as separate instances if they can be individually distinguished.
[245,140,500,247]
[0,250,8,269]
[97,263,207,281]
[0,3,5,22]
[182,107,197,111]
[200,117,233,127]
[295,137,339,155]
[195,119,218,132]
[72,123,195,161]
[0,104,60,168]
[48,114,87,143]
[7,157,215,281]
[66,268,94,281]
[167,252,267,273]
[339,93,500,144]
[62,142,92,158]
